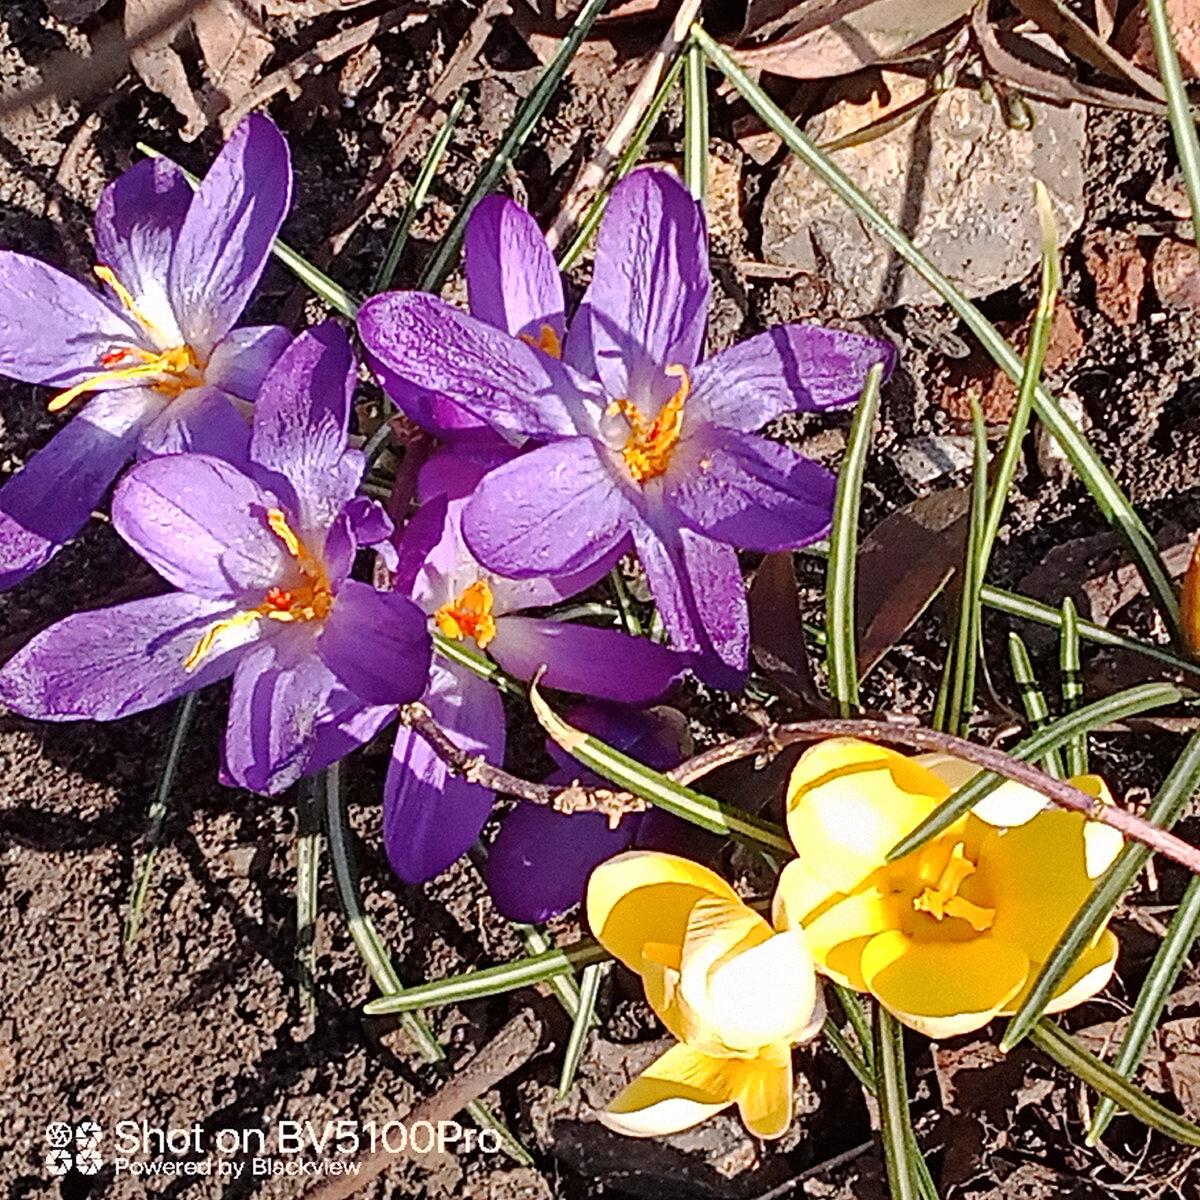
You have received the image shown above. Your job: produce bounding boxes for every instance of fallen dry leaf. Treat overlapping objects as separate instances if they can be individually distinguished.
[1082,228,1146,326]
[126,0,208,139]
[749,551,818,707]
[1152,236,1200,310]
[193,0,273,133]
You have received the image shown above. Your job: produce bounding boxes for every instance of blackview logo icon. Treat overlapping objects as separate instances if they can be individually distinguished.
[45,1120,102,1177]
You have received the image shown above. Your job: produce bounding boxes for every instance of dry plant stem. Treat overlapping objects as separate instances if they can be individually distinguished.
[670,719,1200,874]
[545,0,703,251]
[304,1010,542,1200]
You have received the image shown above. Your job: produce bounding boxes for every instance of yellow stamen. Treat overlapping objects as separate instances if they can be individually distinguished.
[912,843,995,932]
[94,264,171,344]
[608,364,689,484]
[183,608,262,671]
[48,344,201,413]
[518,323,562,359]
[434,578,497,649]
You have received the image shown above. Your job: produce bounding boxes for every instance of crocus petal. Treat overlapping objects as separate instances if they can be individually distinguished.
[249,322,362,529]
[487,803,636,924]
[566,170,709,398]
[790,888,894,991]
[0,251,140,387]
[383,662,505,882]
[0,592,243,720]
[463,439,636,577]
[113,454,287,598]
[316,580,431,706]
[785,739,949,895]
[305,691,396,779]
[861,930,1029,1040]
[136,384,253,460]
[599,1042,737,1138]
[0,387,163,589]
[587,850,739,974]
[168,114,291,353]
[465,194,565,342]
[664,429,836,552]
[205,324,292,401]
[632,523,747,690]
[358,292,598,441]
[93,157,192,344]
[735,1055,797,1141]
[487,616,685,701]
[917,753,1048,828]
[1040,928,1119,1014]
[689,325,896,431]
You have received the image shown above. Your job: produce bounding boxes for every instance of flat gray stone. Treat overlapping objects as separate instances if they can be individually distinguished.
[761,73,1087,316]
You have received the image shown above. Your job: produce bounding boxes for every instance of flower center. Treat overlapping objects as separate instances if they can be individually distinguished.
[911,842,995,933]
[48,265,206,413]
[434,578,496,649]
[607,364,689,485]
[184,509,333,671]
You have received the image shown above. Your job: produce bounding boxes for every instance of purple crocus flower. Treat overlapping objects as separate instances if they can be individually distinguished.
[0,114,293,590]
[358,170,896,687]
[384,449,688,884]
[0,324,431,794]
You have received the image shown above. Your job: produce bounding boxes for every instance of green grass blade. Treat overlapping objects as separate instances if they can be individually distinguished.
[683,38,709,202]
[419,0,608,292]
[513,921,584,1018]
[833,981,875,1071]
[1060,598,1088,776]
[1030,1019,1200,1145]
[323,763,531,1164]
[694,27,1181,640]
[874,1005,928,1200]
[295,775,323,1020]
[888,682,1190,860]
[1088,870,1200,1141]
[1000,729,1200,1050]
[530,679,794,855]
[558,961,608,1097]
[826,363,883,715]
[559,52,687,270]
[125,691,200,945]
[1007,632,1066,778]
[363,939,611,1014]
[372,92,467,293]
[433,630,523,697]
[824,1017,876,1094]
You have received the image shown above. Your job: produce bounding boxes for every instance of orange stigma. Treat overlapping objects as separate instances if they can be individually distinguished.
[607,364,690,485]
[518,323,562,359]
[435,579,497,649]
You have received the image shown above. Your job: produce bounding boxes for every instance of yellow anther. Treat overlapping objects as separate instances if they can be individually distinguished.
[183,608,262,671]
[48,345,202,413]
[266,509,305,559]
[612,364,690,485]
[435,578,497,649]
[913,843,995,932]
[518,323,562,359]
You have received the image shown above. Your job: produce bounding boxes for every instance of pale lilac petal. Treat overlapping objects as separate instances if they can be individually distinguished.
[0,252,140,387]
[168,114,291,354]
[136,384,252,460]
[112,453,287,598]
[565,170,708,397]
[689,325,897,431]
[384,662,505,882]
[0,387,164,589]
[417,443,516,503]
[358,292,598,440]
[488,803,635,923]
[664,429,836,552]
[93,157,192,343]
[395,494,449,597]
[316,580,431,706]
[487,544,625,616]
[487,616,685,701]
[462,439,636,578]
[322,509,356,583]
[205,324,292,401]
[0,592,241,720]
[249,322,362,528]
[465,194,565,342]
[634,523,748,689]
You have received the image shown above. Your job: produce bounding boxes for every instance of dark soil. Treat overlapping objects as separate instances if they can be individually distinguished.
[4,2,1200,1198]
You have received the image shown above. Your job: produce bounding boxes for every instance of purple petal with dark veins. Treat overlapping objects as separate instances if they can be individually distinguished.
[487,615,685,701]
[0,592,243,720]
[462,438,636,578]
[663,428,836,552]
[465,194,565,343]
[689,324,897,431]
[384,661,505,882]
[168,114,291,354]
[136,384,253,461]
[205,324,292,402]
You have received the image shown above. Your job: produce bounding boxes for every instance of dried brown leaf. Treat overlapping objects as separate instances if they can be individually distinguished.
[749,552,818,706]
[126,0,207,139]
[193,0,273,132]
[1115,0,1200,80]
[1152,237,1200,310]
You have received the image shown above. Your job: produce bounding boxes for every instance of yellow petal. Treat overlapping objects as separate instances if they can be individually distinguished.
[861,929,1029,1039]
[734,1054,796,1140]
[1037,928,1120,1016]
[587,851,739,973]
[786,739,947,894]
[772,857,839,930]
[640,957,691,1045]
[598,1042,738,1138]
[1069,775,1123,877]
[918,752,1066,828]
[799,887,894,985]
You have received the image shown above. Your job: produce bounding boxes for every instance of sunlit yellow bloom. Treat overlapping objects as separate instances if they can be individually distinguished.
[774,739,1122,1039]
[586,851,823,1139]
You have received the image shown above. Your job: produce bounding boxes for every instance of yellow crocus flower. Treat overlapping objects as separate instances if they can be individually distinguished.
[774,738,1122,1039]
[587,851,824,1138]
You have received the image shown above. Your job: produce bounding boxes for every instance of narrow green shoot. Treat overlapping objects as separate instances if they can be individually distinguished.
[682,38,709,202]
[824,1018,876,1094]
[873,1005,928,1200]
[295,775,323,1019]
[1007,632,1065,778]
[833,981,875,1073]
[513,922,585,1018]
[1059,597,1088,776]
[559,962,609,1096]
[433,629,523,697]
